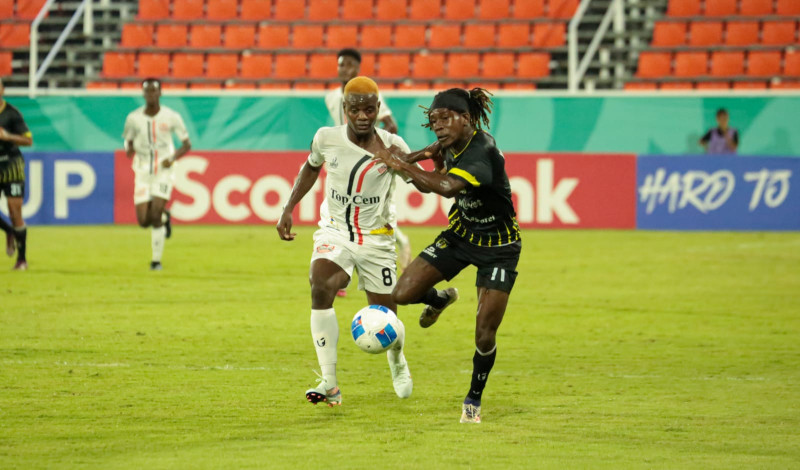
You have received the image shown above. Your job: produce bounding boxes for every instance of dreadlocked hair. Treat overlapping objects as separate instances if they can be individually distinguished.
[421,87,494,130]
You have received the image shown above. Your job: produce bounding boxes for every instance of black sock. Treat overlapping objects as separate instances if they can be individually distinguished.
[466,346,497,402]
[0,216,12,234]
[14,227,26,261]
[413,288,449,308]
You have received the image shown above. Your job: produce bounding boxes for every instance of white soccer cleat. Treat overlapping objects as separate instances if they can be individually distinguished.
[305,377,342,407]
[419,287,459,328]
[460,401,482,424]
[388,355,413,399]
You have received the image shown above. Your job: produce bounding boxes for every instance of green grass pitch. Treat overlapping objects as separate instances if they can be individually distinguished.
[1,226,799,469]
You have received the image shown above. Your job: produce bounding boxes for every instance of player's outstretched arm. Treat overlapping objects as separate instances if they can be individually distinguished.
[373,148,465,198]
[277,161,323,241]
[0,126,32,147]
[162,138,192,168]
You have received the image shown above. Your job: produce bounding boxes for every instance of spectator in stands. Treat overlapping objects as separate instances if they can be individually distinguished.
[699,108,739,154]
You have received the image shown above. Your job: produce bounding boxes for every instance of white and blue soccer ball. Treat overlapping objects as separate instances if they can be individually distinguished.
[351,305,401,354]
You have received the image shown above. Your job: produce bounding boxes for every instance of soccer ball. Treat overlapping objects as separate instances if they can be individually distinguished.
[351,305,401,354]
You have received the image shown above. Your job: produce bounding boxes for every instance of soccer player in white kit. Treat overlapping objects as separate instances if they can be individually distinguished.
[325,49,412,282]
[277,77,412,406]
[122,78,191,270]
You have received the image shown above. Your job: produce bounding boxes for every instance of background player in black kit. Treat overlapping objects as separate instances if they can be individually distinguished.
[0,78,32,271]
[372,88,521,424]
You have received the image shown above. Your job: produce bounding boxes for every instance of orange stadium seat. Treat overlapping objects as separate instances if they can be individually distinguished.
[376,0,408,19]
[156,24,188,48]
[429,24,462,48]
[172,53,204,78]
[162,81,188,90]
[464,24,496,48]
[293,25,325,48]
[361,25,393,48]
[624,82,658,90]
[395,25,427,48]
[660,82,694,90]
[696,81,730,89]
[652,22,686,46]
[190,25,222,48]
[397,81,431,90]
[308,53,338,78]
[636,52,672,78]
[0,23,30,47]
[0,51,11,76]
[207,0,238,19]
[447,53,479,78]
[513,0,545,18]
[532,23,565,47]
[258,24,290,48]
[410,0,440,19]
[87,81,119,90]
[785,51,800,76]
[308,0,340,20]
[517,52,550,78]
[378,53,410,78]
[274,54,307,78]
[710,51,744,76]
[704,0,736,17]
[207,53,238,78]
[274,0,306,20]
[138,0,170,19]
[102,52,136,78]
[503,82,537,90]
[445,0,476,19]
[689,22,723,46]
[674,52,707,77]
[777,0,800,15]
[479,0,509,19]
[327,25,358,48]
[0,1,12,18]
[481,53,514,78]
[172,0,204,19]
[548,0,578,18]
[121,23,154,48]
[360,52,376,75]
[667,0,701,17]
[772,81,800,89]
[412,53,446,79]
[224,24,257,49]
[259,82,292,89]
[740,0,772,16]
[762,21,796,45]
[497,23,529,47]
[747,51,781,77]
[342,0,374,19]
[226,81,257,90]
[191,82,224,90]
[137,52,170,77]
[16,0,48,19]
[241,53,272,78]
[733,81,767,89]
[725,21,759,46]
[241,0,270,20]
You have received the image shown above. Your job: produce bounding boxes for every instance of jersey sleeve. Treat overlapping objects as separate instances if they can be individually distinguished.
[9,108,31,138]
[307,129,325,168]
[377,92,392,120]
[122,113,137,142]
[448,146,493,188]
[171,111,190,142]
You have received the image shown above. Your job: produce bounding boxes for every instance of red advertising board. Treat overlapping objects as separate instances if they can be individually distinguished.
[114,151,636,228]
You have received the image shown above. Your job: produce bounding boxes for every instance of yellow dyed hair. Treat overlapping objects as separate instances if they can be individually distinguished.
[343,76,379,96]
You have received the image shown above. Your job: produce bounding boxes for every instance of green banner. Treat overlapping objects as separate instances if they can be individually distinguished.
[9,94,800,155]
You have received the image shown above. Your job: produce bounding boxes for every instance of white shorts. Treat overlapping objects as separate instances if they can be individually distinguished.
[133,168,174,204]
[311,229,397,294]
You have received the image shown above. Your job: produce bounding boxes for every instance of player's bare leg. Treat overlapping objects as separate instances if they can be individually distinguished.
[7,197,26,270]
[306,259,350,406]
[392,257,457,327]
[461,287,509,424]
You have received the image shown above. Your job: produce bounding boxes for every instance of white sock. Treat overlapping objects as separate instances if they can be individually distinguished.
[387,317,406,365]
[311,308,338,389]
[151,225,166,262]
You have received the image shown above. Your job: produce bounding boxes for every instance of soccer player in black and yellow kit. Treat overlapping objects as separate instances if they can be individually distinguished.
[372,88,521,423]
[0,78,32,271]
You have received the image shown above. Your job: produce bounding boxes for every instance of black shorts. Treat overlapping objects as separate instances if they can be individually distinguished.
[419,230,521,293]
[0,158,25,198]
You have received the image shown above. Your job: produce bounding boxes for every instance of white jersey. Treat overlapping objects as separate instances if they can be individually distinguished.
[122,105,189,174]
[325,87,393,126]
[309,126,410,247]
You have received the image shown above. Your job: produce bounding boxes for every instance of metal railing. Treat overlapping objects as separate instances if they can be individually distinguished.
[568,0,626,92]
[28,0,94,98]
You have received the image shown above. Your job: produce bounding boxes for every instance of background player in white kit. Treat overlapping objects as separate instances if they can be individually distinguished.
[326,49,411,288]
[277,77,412,406]
[122,78,191,270]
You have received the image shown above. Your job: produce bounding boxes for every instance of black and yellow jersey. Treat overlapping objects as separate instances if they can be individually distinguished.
[0,100,31,163]
[444,130,520,246]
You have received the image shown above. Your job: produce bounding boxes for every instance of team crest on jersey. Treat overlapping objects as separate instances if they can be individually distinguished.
[158,122,170,132]
[329,156,339,169]
[317,244,335,253]
[435,238,448,249]
[377,164,388,174]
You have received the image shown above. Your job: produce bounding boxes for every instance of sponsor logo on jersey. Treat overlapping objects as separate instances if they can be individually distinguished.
[435,238,448,249]
[330,188,381,206]
[159,122,170,132]
[316,244,335,253]
[329,156,339,169]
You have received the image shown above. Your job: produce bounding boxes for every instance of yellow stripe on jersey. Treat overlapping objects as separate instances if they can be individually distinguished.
[369,226,394,236]
[448,168,480,187]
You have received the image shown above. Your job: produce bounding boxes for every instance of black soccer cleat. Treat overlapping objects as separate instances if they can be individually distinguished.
[150,261,162,271]
[164,210,172,239]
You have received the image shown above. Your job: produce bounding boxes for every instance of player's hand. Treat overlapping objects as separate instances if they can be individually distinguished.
[161,158,174,169]
[276,209,296,241]
[0,127,8,141]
